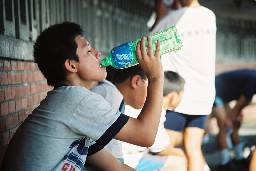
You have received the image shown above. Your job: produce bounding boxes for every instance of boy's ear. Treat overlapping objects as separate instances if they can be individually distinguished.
[64,59,77,73]
[167,91,178,105]
[130,75,141,89]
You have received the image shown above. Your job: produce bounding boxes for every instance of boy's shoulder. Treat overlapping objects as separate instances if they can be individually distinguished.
[91,80,122,99]
[91,80,123,111]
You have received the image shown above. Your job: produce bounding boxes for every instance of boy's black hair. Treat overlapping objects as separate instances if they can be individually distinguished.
[163,71,185,96]
[33,22,83,86]
[106,65,146,84]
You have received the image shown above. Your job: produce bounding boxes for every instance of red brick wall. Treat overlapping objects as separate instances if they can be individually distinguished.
[0,58,52,166]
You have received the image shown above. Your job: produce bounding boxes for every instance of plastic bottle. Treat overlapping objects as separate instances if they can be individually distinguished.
[101,26,182,69]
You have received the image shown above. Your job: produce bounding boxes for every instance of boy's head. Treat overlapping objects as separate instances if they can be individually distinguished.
[34,22,105,87]
[163,71,185,110]
[106,65,147,109]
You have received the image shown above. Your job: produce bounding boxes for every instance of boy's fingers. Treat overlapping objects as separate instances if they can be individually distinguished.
[154,40,160,58]
[136,41,142,61]
[140,37,147,59]
[147,36,153,57]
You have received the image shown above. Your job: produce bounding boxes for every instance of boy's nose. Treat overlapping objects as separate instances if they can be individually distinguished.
[92,49,101,60]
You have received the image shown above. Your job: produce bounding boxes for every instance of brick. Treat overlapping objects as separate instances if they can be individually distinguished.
[0,131,10,146]
[21,72,28,83]
[18,111,26,123]
[37,84,42,93]
[8,72,16,85]
[33,95,40,105]
[33,72,40,82]
[0,118,6,132]
[32,72,36,82]
[0,72,8,85]
[11,86,19,99]
[0,89,4,102]
[31,84,37,94]
[8,100,16,114]
[40,93,47,102]
[11,60,18,70]
[27,96,33,108]
[17,61,25,70]
[24,61,30,70]
[1,102,8,116]
[25,85,30,96]
[3,60,11,70]
[6,114,19,130]
[22,97,28,109]
[15,72,22,84]
[31,63,37,70]
[18,86,25,97]
[27,72,33,83]
[25,109,32,115]
[4,87,12,100]
[15,99,22,112]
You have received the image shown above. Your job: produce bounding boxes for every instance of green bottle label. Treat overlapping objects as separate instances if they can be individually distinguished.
[101,26,182,69]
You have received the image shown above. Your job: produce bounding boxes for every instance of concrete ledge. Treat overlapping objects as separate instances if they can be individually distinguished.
[0,35,33,61]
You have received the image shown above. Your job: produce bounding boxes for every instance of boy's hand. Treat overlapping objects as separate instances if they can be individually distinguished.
[136,36,163,79]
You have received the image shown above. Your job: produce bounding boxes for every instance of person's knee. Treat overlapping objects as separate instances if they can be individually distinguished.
[186,148,202,160]
[166,129,183,147]
[183,127,204,157]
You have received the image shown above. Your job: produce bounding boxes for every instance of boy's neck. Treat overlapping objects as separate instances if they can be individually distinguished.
[163,95,174,111]
[183,0,200,8]
[57,80,95,90]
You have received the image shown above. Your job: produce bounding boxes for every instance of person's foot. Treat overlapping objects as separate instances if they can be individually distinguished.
[215,161,240,171]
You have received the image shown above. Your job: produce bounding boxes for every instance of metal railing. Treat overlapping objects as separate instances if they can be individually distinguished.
[216,16,256,63]
[0,0,154,60]
[1,0,255,62]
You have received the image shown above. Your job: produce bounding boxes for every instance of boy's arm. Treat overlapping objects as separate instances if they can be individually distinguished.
[85,148,135,171]
[151,0,182,31]
[225,94,251,129]
[115,36,164,147]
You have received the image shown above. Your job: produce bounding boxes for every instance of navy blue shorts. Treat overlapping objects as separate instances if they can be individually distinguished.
[164,110,207,131]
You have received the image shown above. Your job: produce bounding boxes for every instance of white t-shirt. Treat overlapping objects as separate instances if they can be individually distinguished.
[91,80,124,159]
[91,81,170,168]
[2,86,128,171]
[151,6,216,115]
[122,106,170,168]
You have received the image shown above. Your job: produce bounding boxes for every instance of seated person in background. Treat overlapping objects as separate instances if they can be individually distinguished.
[1,22,163,171]
[125,71,187,171]
[210,69,256,171]
[91,69,187,171]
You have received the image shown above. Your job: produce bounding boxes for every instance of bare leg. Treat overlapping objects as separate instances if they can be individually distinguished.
[156,129,188,170]
[212,106,228,150]
[165,129,183,147]
[230,114,242,146]
[161,155,187,171]
[249,148,256,171]
[231,114,243,160]
[184,127,205,171]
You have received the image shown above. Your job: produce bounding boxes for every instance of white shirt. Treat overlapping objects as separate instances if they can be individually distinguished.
[151,6,216,115]
[122,106,170,167]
